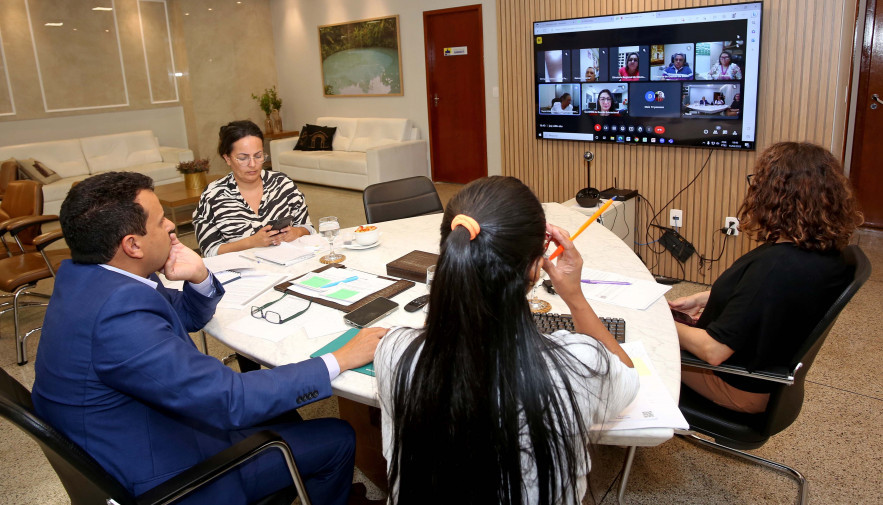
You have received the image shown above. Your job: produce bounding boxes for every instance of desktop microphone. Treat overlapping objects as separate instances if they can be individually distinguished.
[576,151,600,207]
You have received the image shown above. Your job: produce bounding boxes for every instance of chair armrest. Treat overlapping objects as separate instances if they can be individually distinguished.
[681,350,796,385]
[2,215,59,237]
[33,230,65,251]
[158,146,194,164]
[134,430,310,505]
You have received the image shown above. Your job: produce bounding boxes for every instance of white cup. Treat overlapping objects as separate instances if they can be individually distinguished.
[354,226,379,245]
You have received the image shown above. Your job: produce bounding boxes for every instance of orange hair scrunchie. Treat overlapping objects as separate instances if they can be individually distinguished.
[451,214,480,240]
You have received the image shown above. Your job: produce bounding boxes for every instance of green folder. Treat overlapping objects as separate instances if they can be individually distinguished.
[310,328,375,377]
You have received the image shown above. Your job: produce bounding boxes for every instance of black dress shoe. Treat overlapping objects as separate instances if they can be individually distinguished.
[347,483,386,504]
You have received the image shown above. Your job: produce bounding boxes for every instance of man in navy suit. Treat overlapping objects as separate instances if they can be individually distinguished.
[32,172,384,504]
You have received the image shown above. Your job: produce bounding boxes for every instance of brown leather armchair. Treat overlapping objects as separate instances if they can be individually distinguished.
[0,179,44,256]
[0,215,69,365]
[0,158,18,201]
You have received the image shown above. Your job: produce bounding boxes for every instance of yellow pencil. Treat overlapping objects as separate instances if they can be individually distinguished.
[548,197,616,260]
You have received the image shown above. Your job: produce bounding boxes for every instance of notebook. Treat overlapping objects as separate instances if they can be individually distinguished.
[310,328,375,377]
[252,243,315,266]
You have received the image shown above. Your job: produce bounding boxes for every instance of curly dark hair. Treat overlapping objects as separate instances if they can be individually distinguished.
[738,142,863,251]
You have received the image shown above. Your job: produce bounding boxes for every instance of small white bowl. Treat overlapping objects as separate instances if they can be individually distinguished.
[354,226,379,245]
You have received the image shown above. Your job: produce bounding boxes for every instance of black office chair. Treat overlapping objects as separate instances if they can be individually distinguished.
[678,244,870,505]
[0,368,311,505]
[362,176,443,224]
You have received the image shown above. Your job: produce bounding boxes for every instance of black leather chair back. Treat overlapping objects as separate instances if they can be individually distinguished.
[363,176,444,224]
[0,368,135,505]
[680,245,871,449]
[765,244,871,435]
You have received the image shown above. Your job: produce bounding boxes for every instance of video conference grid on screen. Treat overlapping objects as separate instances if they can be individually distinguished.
[534,2,762,150]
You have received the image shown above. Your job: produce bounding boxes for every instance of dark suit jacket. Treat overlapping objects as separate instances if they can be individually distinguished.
[33,261,332,502]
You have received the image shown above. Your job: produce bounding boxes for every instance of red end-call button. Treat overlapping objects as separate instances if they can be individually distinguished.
[654,126,665,134]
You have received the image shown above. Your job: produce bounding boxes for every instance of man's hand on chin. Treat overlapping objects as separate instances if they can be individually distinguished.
[162,233,209,284]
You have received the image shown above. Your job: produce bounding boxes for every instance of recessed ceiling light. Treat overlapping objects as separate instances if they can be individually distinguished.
[105,29,110,32]
[92,7,113,11]
[44,22,63,27]
[174,72,184,77]
[207,7,213,11]
[184,12,189,16]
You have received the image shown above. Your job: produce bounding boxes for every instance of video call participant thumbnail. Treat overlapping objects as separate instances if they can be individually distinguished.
[536,49,573,82]
[693,42,744,81]
[575,47,603,82]
[611,47,649,82]
[661,53,694,80]
[583,84,628,116]
[628,82,682,118]
[538,83,580,115]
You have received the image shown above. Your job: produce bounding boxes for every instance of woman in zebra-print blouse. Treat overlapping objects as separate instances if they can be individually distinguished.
[193,120,314,257]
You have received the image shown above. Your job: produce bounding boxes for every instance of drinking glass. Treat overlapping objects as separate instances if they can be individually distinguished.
[318,216,345,264]
[425,265,436,313]
[528,270,551,314]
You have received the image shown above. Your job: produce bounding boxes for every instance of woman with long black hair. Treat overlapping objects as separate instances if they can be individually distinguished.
[375,176,638,504]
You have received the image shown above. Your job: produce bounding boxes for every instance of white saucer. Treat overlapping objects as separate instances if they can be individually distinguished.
[343,240,381,250]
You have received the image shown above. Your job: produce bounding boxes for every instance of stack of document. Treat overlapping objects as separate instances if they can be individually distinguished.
[253,243,315,266]
[217,272,289,309]
[593,341,688,431]
[580,267,671,310]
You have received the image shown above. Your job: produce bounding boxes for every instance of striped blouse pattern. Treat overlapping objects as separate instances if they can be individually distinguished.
[192,170,313,256]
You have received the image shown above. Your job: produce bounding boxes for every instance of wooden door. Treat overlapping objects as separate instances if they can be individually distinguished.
[423,5,487,184]
[850,0,883,228]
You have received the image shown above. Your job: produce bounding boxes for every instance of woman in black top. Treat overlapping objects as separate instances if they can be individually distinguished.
[669,142,862,413]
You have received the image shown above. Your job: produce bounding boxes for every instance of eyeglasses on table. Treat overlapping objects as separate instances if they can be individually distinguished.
[251,293,312,324]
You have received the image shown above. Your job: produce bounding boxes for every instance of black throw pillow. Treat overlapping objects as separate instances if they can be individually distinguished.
[294,124,337,151]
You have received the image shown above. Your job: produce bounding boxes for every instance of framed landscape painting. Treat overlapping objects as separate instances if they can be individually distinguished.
[318,15,403,97]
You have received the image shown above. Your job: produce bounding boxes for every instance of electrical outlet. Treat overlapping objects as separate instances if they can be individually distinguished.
[725,216,740,236]
[670,209,683,228]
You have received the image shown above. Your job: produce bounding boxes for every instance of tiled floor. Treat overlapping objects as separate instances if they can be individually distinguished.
[1,183,880,504]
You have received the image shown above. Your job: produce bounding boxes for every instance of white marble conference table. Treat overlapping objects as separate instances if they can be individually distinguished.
[204,202,681,447]
[685,103,730,114]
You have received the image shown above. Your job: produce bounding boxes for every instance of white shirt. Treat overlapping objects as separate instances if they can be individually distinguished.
[374,327,639,504]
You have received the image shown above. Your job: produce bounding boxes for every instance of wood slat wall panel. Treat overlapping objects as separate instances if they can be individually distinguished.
[497,0,856,283]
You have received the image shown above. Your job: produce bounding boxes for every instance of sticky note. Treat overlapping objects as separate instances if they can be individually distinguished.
[327,288,358,300]
[300,276,330,288]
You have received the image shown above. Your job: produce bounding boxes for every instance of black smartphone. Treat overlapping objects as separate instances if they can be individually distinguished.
[343,297,399,328]
[671,308,697,327]
[268,216,293,231]
[404,294,430,312]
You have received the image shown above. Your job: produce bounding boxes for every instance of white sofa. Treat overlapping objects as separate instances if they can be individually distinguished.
[0,130,192,215]
[269,117,429,191]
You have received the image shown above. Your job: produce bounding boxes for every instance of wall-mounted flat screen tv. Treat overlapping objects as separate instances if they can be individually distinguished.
[534,1,762,150]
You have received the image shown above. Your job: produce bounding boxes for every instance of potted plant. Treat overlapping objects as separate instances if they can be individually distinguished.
[176,158,210,191]
[252,86,283,134]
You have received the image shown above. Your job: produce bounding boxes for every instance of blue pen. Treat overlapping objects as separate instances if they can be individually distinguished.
[320,275,359,289]
[581,279,631,285]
